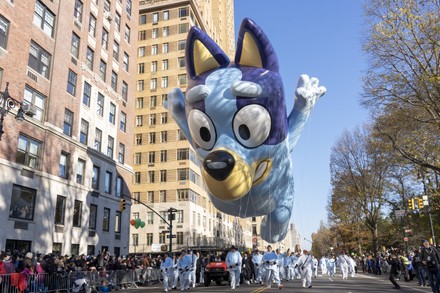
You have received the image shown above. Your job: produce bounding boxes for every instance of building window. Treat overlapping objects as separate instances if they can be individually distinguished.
[177,189,188,201]
[163,26,169,37]
[97,93,104,116]
[111,71,118,91]
[179,7,189,18]
[54,195,66,225]
[161,131,167,143]
[105,170,112,193]
[76,159,85,184]
[73,200,82,227]
[0,16,10,49]
[178,57,186,68]
[99,59,106,81]
[122,81,128,101]
[28,41,51,78]
[152,28,158,39]
[139,14,146,25]
[162,59,168,70]
[33,1,55,37]
[102,29,109,50]
[86,47,94,70]
[59,152,69,179]
[104,0,110,12]
[71,244,80,256]
[177,148,189,160]
[160,150,167,162]
[118,143,125,164]
[80,119,89,145]
[109,102,116,124]
[151,61,157,72]
[146,233,153,246]
[16,134,41,169]
[149,132,156,144]
[124,25,131,43]
[177,232,183,245]
[94,128,102,151]
[52,243,62,254]
[161,113,167,124]
[74,0,83,23]
[152,12,159,24]
[92,165,100,190]
[139,30,146,41]
[162,43,168,54]
[150,78,157,90]
[159,190,166,202]
[163,10,169,20]
[177,168,189,181]
[9,185,37,221]
[134,172,141,184]
[138,46,146,57]
[115,211,121,233]
[147,211,153,224]
[160,170,166,182]
[178,40,186,51]
[177,129,187,141]
[178,74,187,85]
[138,63,145,74]
[132,234,138,246]
[114,12,121,31]
[137,80,144,92]
[107,136,114,158]
[162,94,168,105]
[176,210,183,223]
[103,208,110,231]
[87,245,95,255]
[23,86,45,121]
[116,176,122,197]
[178,23,189,34]
[147,191,154,203]
[135,153,141,164]
[149,114,156,125]
[133,192,140,202]
[151,44,158,55]
[135,134,142,145]
[161,77,168,88]
[148,171,155,183]
[82,81,91,106]
[88,13,96,37]
[123,53,129,71]
[159,233,165,244]
[136,115,143,127]
[67,69,77,96]
[89,204,97,230]
[120,111,126,132]
[113,41,119,61]
[148,151,155,163]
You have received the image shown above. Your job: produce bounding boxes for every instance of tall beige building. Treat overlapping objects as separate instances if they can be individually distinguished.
[130,0,257,253]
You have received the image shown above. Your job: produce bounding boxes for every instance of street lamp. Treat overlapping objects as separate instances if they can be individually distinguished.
[0,82,25,141]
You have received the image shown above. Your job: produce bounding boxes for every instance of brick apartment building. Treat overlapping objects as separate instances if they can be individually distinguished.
[0,0,138,256]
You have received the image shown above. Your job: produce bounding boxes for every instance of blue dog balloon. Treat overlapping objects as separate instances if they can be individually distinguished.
[165,18,326,243]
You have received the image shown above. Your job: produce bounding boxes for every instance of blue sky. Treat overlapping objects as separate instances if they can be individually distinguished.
[234,0,369,249]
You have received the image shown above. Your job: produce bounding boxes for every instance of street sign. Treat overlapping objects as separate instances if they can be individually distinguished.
[166,235,177,238]
[162,230,170,234]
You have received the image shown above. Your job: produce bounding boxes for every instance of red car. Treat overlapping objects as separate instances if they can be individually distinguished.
[203,260,230,286]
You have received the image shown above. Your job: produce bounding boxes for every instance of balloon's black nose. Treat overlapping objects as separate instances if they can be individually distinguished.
[203,151,235,181]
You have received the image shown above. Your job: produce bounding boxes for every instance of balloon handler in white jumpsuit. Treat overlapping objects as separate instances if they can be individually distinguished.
[294,250,314,288]
[177,250,191,291]
[262,245,284,289]
[160,253,175,292]
[226,245,242,290]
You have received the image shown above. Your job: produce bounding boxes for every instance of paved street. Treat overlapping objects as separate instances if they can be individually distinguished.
[121,273,434,293]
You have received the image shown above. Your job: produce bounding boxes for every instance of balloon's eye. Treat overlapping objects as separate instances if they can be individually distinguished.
[233,104,271,148]
[188,110,216,150]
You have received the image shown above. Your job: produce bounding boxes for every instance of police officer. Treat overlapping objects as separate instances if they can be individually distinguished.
[226,245,242,290]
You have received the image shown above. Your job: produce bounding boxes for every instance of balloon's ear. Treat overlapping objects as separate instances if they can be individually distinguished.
[186,26,230,79]
[235,18,279,72]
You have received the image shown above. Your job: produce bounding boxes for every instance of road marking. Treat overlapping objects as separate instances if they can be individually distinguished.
[251,285,267,293]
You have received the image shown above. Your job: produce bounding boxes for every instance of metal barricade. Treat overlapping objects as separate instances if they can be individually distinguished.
[114,270,138,289]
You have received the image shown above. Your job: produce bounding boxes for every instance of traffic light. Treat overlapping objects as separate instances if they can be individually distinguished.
[417,198,424,209]
[119,199,126,211]
[407,198,414,210]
